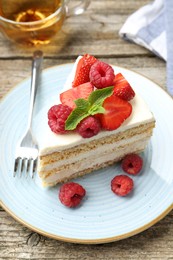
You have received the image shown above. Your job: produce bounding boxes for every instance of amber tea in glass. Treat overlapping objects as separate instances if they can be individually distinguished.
[0,0,90,46]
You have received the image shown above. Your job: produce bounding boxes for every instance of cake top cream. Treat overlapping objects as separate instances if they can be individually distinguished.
[32,56,155,156]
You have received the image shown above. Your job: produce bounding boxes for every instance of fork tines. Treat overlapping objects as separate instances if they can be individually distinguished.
[14,157,38,178]
[13,146,38,178]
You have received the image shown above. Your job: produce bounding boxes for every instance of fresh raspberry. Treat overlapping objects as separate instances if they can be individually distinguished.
[122,153,143,175]
[77,116,101,138]
[48,104,72,134]
[59,182,86,207]
[113,73,135,101]
[111,175,134,196]
[89,61,115,89]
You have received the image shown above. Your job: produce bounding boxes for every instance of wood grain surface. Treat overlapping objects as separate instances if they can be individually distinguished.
[0,0,172,259]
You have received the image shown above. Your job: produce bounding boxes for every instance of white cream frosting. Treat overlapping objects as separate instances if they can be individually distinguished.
[33,56,155,156]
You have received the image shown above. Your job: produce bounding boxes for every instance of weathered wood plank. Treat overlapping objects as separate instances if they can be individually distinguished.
[1,209,173,259]
[0,56,166,100]
[0,0,151,58]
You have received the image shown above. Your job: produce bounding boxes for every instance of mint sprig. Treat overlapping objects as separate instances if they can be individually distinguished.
[88,87,114,107]
[65,86,113,131]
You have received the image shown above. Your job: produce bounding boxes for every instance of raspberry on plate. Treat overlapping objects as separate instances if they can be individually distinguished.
[89,61,115,89]
[48,104,72,134]
[122,153,143,175]
[111,175,134,196]
[77,116,101,138]
[59,182,86,207]
[113,73,135,101]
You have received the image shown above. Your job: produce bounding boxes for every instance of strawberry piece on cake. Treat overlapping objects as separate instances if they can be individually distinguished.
[60,82,94,109]
[72,54,97,87]
[113,73,135,101]
[98,95,132,130]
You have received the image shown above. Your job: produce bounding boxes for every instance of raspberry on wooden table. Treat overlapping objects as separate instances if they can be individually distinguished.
[89,61,115,89]
[48,104,72,134]
[121,153,143,175]
[59,182,86,208]
[111,175,134,196]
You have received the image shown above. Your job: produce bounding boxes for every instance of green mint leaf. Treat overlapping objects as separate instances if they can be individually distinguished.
[89,105,105,115]
[74,98,90,110]
[65,86,113,131]
[65,108,89,130]
[88,86,113,107]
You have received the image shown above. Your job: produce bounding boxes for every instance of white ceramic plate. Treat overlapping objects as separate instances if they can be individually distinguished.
[1,64,173,244]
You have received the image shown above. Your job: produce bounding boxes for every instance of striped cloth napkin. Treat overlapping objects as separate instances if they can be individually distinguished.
[119,0,173,96]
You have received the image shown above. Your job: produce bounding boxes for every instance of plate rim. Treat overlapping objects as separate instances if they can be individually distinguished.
[1,63,173,244]
[1,200,173,244]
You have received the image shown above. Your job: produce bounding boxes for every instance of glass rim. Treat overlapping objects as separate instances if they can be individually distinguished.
[0,5,63,26]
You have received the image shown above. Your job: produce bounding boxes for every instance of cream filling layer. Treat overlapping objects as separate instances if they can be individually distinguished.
[43,139,149,184]
[39,131,152,172]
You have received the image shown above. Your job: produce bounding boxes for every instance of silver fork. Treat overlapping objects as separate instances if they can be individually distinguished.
[13,50,43,178]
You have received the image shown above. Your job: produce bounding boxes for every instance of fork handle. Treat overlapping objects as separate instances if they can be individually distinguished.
[27,50,43,130]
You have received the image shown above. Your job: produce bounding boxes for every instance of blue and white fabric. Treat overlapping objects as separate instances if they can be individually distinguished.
[119,0,173,96]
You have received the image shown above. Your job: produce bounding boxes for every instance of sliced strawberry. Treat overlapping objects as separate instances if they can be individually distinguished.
[99,95,132,130]
[60,82,94,109]
[72,54,97,87]
[113,73,135,101]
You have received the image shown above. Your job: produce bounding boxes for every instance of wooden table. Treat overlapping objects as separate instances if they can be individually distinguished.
[1,0,172,259]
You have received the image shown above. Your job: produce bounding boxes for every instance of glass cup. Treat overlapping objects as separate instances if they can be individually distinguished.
[0,0,90,46]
